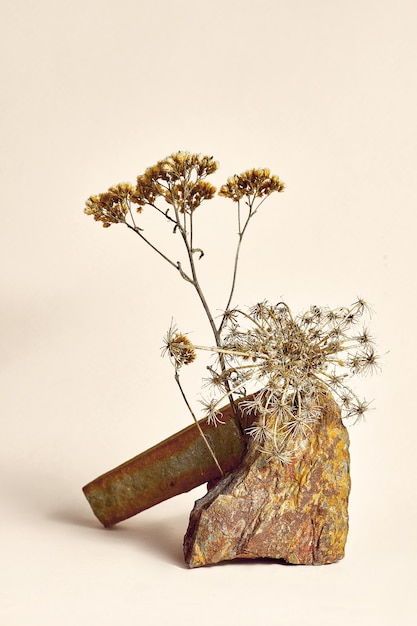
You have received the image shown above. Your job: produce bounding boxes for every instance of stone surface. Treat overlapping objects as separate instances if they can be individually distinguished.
[184,391,350,567]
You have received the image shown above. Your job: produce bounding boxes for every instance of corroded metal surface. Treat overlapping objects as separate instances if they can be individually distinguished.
[83,403,248,527]
[184,391,351,567]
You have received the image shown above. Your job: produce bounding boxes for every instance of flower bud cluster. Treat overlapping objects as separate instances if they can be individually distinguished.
[218,169,285,202]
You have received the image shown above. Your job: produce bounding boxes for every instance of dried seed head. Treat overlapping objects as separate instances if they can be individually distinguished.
[199,397,225,427]
[206,299,378,462]
[162,327,196,369]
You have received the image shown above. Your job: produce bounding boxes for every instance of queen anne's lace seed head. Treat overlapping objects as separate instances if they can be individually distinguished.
[201,298,379,464]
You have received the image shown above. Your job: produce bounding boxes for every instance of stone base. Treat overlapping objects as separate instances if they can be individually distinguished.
[184,392,350,567]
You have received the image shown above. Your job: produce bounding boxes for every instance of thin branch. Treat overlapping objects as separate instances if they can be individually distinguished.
[174,370,223,475]
[177,261,193,284]
[126,199,137,229]
[126,223,180,271]
[219,206,253,334]
[149,202,177,225]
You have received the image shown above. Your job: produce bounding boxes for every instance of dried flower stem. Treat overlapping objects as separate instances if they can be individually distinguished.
[220,198,257,333]
[174,371,223,475]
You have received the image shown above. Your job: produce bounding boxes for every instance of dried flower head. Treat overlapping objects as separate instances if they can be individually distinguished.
[218,168,285,202]
[164,179,217,213]
[162,325,196,369]
[134,152,218,212]
[201,298,379,463]
[84,183,136,228]
[162,151,218,180]
[199,397,225,427]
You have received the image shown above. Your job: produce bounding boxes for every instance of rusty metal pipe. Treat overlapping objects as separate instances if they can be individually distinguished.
[83,403,249,527]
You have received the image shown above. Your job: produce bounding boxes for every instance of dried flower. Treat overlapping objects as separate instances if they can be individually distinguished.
[84,183,136,228]
[202,298,379,463]
[245,422,271,445]
[218,168,285,202]
[199,397,225,427]
[161,151,218,181]
[133,152,218,212]
[164,179,217,213]
[162,325,196,369]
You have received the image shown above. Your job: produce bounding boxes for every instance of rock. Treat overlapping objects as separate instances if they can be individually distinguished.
[183,391,350,567]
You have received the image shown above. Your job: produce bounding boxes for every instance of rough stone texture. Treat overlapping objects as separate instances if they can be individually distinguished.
[184,391,350,567]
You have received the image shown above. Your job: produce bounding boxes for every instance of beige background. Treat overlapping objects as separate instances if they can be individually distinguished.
[1,0,416,624]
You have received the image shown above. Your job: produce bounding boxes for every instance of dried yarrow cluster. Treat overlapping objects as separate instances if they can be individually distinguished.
[84,183,136,228]
[219,168,285,202]
[84,151,285,229]
[164,298,379,463]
